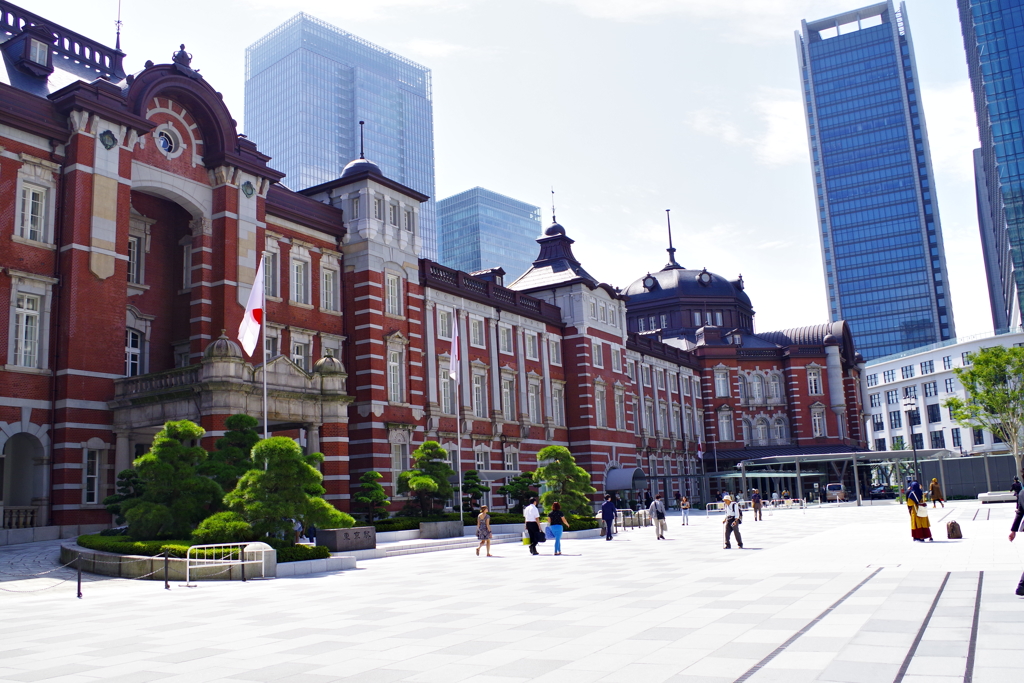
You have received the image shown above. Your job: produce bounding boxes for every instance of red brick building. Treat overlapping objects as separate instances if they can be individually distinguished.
[0,3,865,532]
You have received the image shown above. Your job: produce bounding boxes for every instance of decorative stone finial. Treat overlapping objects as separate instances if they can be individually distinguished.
[172,44,192,67]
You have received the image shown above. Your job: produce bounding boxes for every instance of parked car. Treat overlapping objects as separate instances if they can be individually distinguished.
[825,483,847,501]
[869,485,897,500]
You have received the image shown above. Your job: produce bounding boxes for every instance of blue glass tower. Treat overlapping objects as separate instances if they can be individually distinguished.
[960,0,1024,330]
[244,13,437,259]
[437,187,541,282]
[797,1,955,360]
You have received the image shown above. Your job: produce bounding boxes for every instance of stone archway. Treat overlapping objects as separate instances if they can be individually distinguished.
[2,432,45,528]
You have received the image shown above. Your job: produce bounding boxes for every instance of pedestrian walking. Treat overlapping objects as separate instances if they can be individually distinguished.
[751,489,763,521]
[928,478,945,508]
[601,494,617,541]
[1008,484,1024,595]
[906,481,933,542]
[524,497,543,555]
[1012,476,1022,496]
[680,496,690,525]
[476,505,493,557]
[722,495,743,549]
[771,491,780,507]
[649,493,667,539]
[644,490,653,508]
[548,501,570,555]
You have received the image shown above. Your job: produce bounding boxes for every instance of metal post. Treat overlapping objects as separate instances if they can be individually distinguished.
[241,550,246,583]
[983,452,992,493]
[76,553,82,599]
[740,461,748,498]
[164,549,170,590]
[938,451,947,500]
[852,454,862,507]
[795,458,803,501]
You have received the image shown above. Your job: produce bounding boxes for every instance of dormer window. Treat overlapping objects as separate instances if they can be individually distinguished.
[29,39,48,65]
[157,131,176,154]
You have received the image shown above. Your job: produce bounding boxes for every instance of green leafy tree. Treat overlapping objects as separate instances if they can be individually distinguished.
[198,414,259,491]
[353,471,390,522]
[945,345,1024,476]
[225,436,354,541]
[397,441,455,516]
[534,445,596,515]
[103,469,145,525]
[461,469,490,515]
[121,420,224,540]
[192,511,255,544]
[497,471,536,513]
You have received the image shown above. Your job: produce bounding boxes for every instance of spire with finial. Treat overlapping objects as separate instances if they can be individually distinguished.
[662,209,682,270]
[359,120,365,159]
[114,0,123,52]
[551,187,557,224]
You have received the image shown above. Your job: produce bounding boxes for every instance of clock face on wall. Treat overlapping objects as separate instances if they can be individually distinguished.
[697,270,711,285]
[643,275,657,289]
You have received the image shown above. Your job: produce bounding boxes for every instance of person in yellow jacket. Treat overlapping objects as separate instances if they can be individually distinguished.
[928,478,945,508]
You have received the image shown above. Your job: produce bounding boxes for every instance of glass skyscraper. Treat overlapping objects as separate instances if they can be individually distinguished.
[959,0,1024,330]
[244,13,437,259]
[437,187,541,282]
[796,1,955,360]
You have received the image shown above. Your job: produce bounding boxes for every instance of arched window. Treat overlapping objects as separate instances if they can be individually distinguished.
[737,375,747,402]
[770,374,783,400]
[741,418,752,445]
[751,375,765,403]
[773,418,788,443]
[755,419,769,446]
[125,329,143,377]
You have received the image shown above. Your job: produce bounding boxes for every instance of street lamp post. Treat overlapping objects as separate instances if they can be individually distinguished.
[902,396,921,483]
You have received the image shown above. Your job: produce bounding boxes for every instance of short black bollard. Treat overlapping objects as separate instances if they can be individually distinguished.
[76,553,82,599]
[164,549,170,590]
[241,551,246,582]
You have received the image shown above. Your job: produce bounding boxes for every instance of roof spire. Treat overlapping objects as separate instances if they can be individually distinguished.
[663,209,682,270]
[115,0,123,51]
[359,120,365,159]
[551,187,556,223]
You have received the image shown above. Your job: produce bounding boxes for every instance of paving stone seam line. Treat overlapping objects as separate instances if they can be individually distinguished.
[963,571,984,683]
[892,571,951,683]
[732,567,883,683]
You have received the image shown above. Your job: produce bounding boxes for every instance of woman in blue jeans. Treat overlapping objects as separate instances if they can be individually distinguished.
[548,501,571,555]
[680,496,690,525]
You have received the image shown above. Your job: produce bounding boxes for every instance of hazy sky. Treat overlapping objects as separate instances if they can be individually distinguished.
[23,0,989,338]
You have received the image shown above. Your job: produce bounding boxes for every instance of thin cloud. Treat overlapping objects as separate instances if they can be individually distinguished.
[687,89,807,167]
[921,81,980,185]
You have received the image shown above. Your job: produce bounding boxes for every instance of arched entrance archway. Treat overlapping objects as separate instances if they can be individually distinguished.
[2,432,45,528]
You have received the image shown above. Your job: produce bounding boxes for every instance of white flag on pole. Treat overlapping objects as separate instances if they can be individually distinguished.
[449,309,459,383]
[238,256,265,357]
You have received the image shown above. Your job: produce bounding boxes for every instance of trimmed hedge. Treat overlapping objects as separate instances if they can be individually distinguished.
[276,545,330,562]
[372,514,461,532]
[566,516,601,531]
[76,534,323,563]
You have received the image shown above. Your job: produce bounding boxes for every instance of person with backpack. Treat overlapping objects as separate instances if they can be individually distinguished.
[751,489,763,521]
[722,494,743,549]
[1010,485,1024,595]
[649,493,667,540]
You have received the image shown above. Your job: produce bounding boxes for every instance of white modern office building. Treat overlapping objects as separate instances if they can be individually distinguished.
[862,328,1024,456]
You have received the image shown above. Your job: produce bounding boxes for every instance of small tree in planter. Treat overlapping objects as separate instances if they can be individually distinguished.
[397,441,455,517]
[534,445,596,515]
[198,414,259,491]
[497,471,536,513]
[354,471,390,522]
[103,469,145,525]
[461,469,490,517]
[226,436,354,541]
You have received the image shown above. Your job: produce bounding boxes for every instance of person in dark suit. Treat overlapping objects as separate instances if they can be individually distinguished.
[601,494,617,541]
[1010,485,1024,596]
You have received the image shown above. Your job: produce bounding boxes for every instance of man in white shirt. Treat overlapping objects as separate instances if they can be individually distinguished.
[723,495,743,549]
[649,493,667,540]
[524,497,542,555]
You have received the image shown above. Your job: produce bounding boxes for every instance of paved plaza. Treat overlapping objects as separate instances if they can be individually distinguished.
[1,500,1022,683]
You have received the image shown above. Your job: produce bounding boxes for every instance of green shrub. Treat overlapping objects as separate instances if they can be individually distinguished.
[276,545,330,563]
[486,513,525,525]
[372,514,461,532]
[77,534,192,557]
[192,511,255,544]
[566,515,601,531]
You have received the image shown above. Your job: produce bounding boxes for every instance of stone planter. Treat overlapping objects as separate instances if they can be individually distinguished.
[317,526,376,551]
[419,520,463,539]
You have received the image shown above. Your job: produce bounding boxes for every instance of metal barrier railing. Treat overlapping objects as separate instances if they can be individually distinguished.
[706,498,806,516]
[185,543,268,585]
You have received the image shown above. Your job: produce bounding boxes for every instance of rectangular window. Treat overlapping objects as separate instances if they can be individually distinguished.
[125,329,142,376]
[626,361,635,381]
[920,360,934,375]
[549,339,561,365]
[611,348,622,373]
[693,311,701,326]
[441,371,454,414]
[951,427,961,448]
[930,431,945,448]
[633,399,641,435]
[812,410,825,437]
[807,368,822,395]
[942,355,952,370]
[903,385,917,399]
[502,378,515,422]
[499,326,513,354]
[266,332,279,359]
[84,450,99,504]
[944,378,955,392]
[182,244,193,289]
[19,185,47,242]
[973,428,985,446]
[872,414,884,431]
[528,384,541,424]
[470,319,485,347]
[321,269,338,311]
[890,435,904,450]
[600,304,607,323]
[595,387,607,428]
[901,365,915,379]
[525,333,539,360]
[609,307,617,327]
[385,274,401,315]
[14,293,41,368]
[714,370,729,397]
[718,412,734,441]
[291,259,309,304]
[592,341,603,368]
[29,38,48,65]
[387,350,403,402]
[391,443,410,475]
[264,251,278,297]
[866,374,878,387]
[875,438,886,451]
[908,409,920,426]
[912,433,924,450]
[926,403,941,423]
[889,411,902,429]
[127,236,141,284]
[650,316,657,330]
[552,387,565,427]
[642,365,652,387]
[869,393,881,408]
[404,210,414,231]
[504,447,517,471]
[350,196,360,219]
[714,311,723,326]
[656,369,665,390]
[962,352,972,366]
[658,404,668,435]
[389,204,398,226]
[883,370,896,383]
[660,313,668,329]
[473,375,487,418]
[292,342,309,372]
[590,299,598,319]
[438,309,453,340]
[615,391,625,430]
[638,317,645,332]
[374,197,383,220]
[923,381,937,397]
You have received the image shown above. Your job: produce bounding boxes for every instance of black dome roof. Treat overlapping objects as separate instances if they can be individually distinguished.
[340,157,382,179]
[623,268,752,307]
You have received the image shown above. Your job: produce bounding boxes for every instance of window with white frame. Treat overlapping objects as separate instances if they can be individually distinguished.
[656,369,665,390]
[127,235,141,284]
[182,244,193,289]
[18,184,48,243]
[385,273,402,315]
[649,315,657,329]
[770,374,782,400]
[404,210,414,232]
[609,306,617,327]
[626,360,635,381]
[28,38,48,65]
[599,303,607,322]
[290,257,310,305]
[714,369,730,397]
[615,390,625,430]
[642,365,651,387]
[504,446,518,470]
[437,308,453,340]
[660,313,668,329]
[470,318,485,347]
[592,340,603,368]
[84,449,100,504]
[266,328,280,358]
[321,267,339,312]
[611,348,622,373]
[473,374,488,418]
[738,375,748,402]
[528,383,541,424]
[525,332,539,360]
[549,339,561,365]
[292,341,310,372]
[645,401,655,434]
[595,386,607,428]
[388,349,404,402]
[264,249,279,298]
[374,197,384,220]
[590,299,598,319]
[499,325,513,354]
[718,410,734,441]
[14,293,41,368]
[693,311,701,326]
[658,403,668,434]
[502,378,516,421]
[638,317,646,332]
[440,367,455,414]
[671,406,680,436]
[944,377,955,392]
[350,196,360,219]
[633,398,641,435]
[552,385,565,426]
[391,443,410,476]
[475,448,487,470]
[751,375,765,403]
[125,329,143,377]
[683,376,691,396]
[807,368,823,395]
[388,203,399,226]
[811,407,826,437]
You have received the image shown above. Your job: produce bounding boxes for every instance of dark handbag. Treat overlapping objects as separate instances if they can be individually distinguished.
[656,511,665,520]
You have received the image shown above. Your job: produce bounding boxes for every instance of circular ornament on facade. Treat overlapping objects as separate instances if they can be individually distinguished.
[697,268,712,286]
[643,274,657,291]
[157,131,176,154]
[99,130,117,150]
[241,181,255,198]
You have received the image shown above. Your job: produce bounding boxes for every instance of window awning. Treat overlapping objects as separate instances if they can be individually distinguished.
[605,467,647,491]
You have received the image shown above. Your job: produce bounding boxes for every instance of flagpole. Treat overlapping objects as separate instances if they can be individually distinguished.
[262,250,269,440]
[455,309,464,523]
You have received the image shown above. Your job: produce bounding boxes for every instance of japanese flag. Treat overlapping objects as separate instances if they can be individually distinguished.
[449,309,459,383]
[238,256,265,357]
[696,437,705,460]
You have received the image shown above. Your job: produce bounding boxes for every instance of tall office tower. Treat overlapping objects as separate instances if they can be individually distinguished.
[245,14,437,259]
[796,1,955,360]
[437,187,542,282]
[959,0,1023,330]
